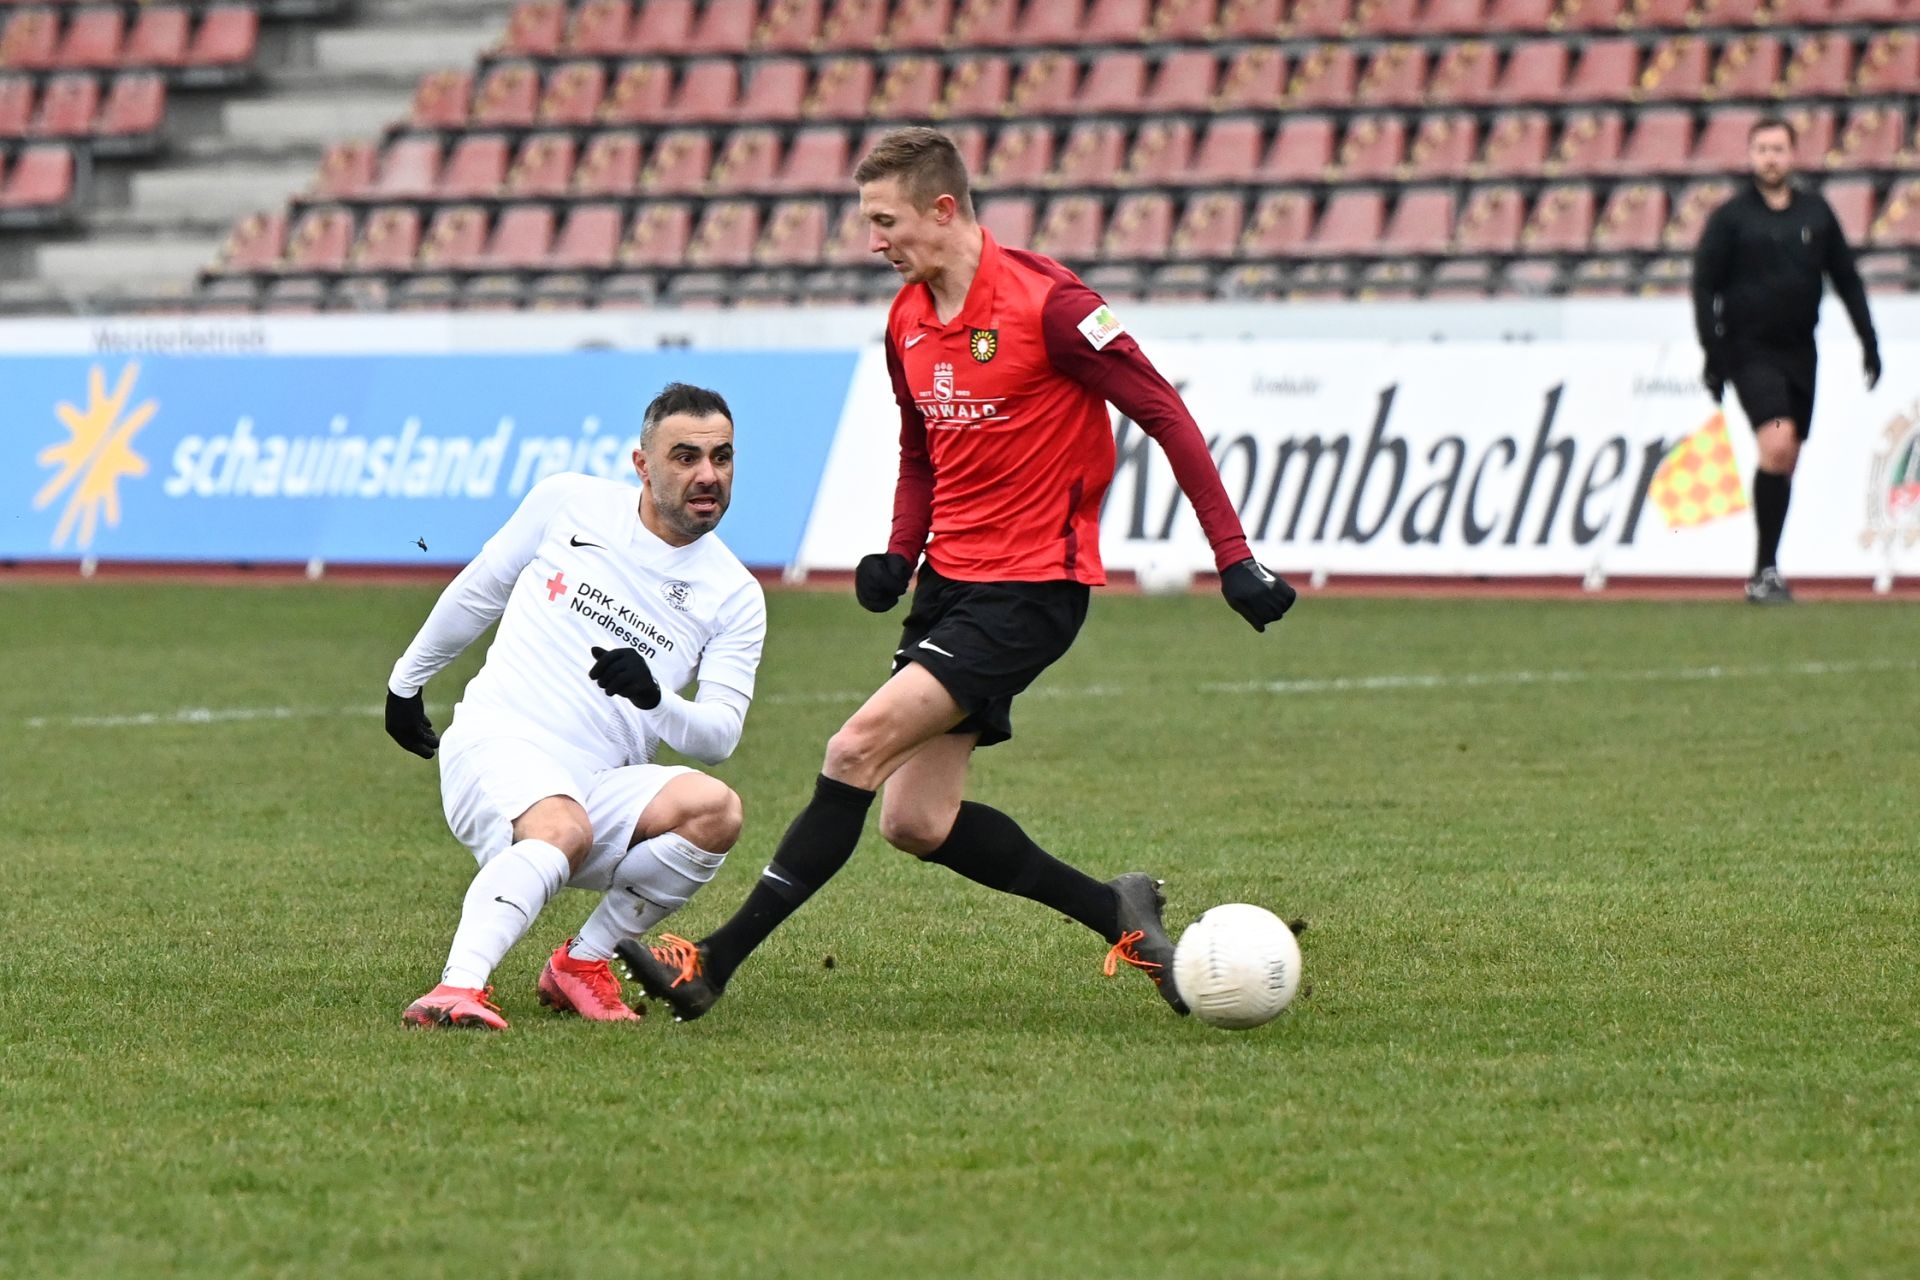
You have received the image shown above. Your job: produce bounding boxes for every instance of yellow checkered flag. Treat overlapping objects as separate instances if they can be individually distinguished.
[1649,413,1749,529]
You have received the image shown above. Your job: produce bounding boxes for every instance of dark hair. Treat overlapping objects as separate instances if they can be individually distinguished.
[641,382,732,450]
[1749,115,1797,146]
[852,127,975,218]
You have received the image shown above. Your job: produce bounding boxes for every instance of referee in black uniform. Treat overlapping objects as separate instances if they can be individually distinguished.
[1692,115,1882,604]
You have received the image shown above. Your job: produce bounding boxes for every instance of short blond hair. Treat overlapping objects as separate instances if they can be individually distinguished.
[853,127,974,219]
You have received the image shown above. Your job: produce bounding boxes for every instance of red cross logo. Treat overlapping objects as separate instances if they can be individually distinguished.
[545,571,568,601]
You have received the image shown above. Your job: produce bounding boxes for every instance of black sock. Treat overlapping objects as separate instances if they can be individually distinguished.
[700,774,874,988]
[925,802,1121,942]
[1753,469,1791,575]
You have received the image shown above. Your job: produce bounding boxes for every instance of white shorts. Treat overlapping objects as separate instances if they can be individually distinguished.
[437,726,694,892]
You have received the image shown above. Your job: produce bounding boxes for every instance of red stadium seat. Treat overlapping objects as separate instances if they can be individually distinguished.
[1122,120,1194,186]
[1707,35,1782,100]
[574,131,642,195]
[1014,0,1085,45]
[1820,177,1872,240]
[350,206,424,272]
[1867,179,1920,248]
[981,122,1052,187]
[870,57,940,118]
[753,0,821,52]
[568,0,631,55]
[629,0,693,53]
[1055,121,1126,187]
[1217,0,1281,39]
[186,6,258,72]
[1780,34,1851,98]
[940,55,1010,118]
[1550,0,1624,30]
[29,74,97,136]
[1828,108,1904,171]
[709,126,781,193]
[1088,0,1152,40]
[311,140,377,198]
[881,0,953,48]
[1240,191,1314,257]
[1148,0,1216,39]
[774,126,850,192]
[499,0,565,56]
[550,203,623,268]
[1171,191,1242,259]
[212,211,287,273]
[1485,0,1554,29]
[1286,46,1356,110]
[1010,53,1077,116]
[1622,0,1691,25]
[1636,35,1709,101]
[1214,46,1284,111]
[538,61,606,126]
[1355,43,1427,108]
[804,57,874,119]
[372,136,440,199]
[1562,39,1636,103]
[474,63,539,127]
[824,197,872,264]
[1404,113,1478,180]
[1547,111,1623,176]
[98,72,164,139]
[1381,189,1454,255]
[410,70,472,130]
[1662,180,1734,250]
[1104,192,1174,260]
[1454,186,1526,253]
[419,206,489,271]
[819,0,886,51]
[1615,108,1694,175]
[1476,111,1550,177]
[58,7,123,70]
[126,7,190,68]
[1688,108,1759,173]
[1144,50,1216,113]
[687,0,754,53]
[0,143,72,209]
[1031,194,1103,261]
[620,202,693,265]
[1780,105,1835,169]
[1333,115,1406,181]
[1079,53,1148,114]
[1183,118,1263,186]
[939,122,988,174]
[1492,41,1569,104]
[1520,184,1596,252]
[1284,0,1350,37]
[1854,33,1918,96]
[669,60,739,123]
[736,57,807,121]
[1425,0,1488,30]
[0,9,58,71]
[757,198,829,264]
[505,133,577,197]
[1767,0,1833,21]
[480,205,555,269]
[1592,182,1667,251]
[951,0,1018,47]
[976,195,1036,247]
[1832,0,1903,16]
[1427,41,1498,105]
[639,129,712,194]
[1261,116,1335,182]
[283,207,355,273]
[1352,0,1420,35]
[1303,190,1385,258]
[600,62,670,124]
[440,134,510,198]
[1690,0,1766,26]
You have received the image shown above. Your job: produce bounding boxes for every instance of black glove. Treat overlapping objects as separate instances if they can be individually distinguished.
[385,689,438,759]
[854,552,914,613]
[589,645,661,710]
[1220,558,1297,633]
[1865,345,1882,391]
[1702,355,1727,403]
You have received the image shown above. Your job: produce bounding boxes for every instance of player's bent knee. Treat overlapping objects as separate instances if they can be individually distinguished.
[823,723,887,789]
[647,773,743,852]
[512,798,593,864]
[878,806,955,859]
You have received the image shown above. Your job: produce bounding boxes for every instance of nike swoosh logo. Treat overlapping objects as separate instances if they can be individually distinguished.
[493,895,530,922]
[917,640,955,658]
[904,334,926,349]
[763,867,795,888]
[570,535,606,549]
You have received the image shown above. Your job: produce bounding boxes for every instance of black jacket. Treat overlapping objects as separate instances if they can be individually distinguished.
[1691,180,1877,363]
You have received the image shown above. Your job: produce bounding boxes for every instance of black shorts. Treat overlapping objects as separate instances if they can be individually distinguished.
[890,563,1090,747]
[1729,346,1816,440]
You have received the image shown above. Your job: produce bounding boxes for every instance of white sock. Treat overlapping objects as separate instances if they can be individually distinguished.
[570,834,727,962]
[441,838,572,989]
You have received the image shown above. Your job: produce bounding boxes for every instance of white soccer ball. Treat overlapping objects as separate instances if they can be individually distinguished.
[1134,552,1196,596]
[1172,904,1303,1030]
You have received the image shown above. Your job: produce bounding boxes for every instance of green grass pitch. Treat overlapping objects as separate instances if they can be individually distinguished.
[2,582,1917,1279]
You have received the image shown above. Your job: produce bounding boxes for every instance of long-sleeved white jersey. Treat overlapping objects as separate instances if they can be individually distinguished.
[389,473,767,773]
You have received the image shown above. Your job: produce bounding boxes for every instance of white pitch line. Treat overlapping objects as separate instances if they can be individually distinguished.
[18,658,1914,731]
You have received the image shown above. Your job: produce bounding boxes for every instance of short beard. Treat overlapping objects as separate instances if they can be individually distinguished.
[655,485,725,541]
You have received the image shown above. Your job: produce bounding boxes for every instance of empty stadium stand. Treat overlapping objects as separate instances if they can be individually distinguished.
[5,0,1916,311]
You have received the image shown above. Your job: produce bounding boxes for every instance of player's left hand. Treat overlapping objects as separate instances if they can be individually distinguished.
[384,690,439,759]
[1221,559,1297,633]
[589,645,661,710]
[1865,346,1882,390]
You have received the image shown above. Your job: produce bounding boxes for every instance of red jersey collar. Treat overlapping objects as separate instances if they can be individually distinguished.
[910,225,1001,331]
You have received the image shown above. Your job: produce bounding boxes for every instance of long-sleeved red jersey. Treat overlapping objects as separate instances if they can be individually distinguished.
[883,228,1253,585]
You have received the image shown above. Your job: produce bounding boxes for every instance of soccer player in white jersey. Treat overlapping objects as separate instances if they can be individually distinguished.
[385,383,767,1030]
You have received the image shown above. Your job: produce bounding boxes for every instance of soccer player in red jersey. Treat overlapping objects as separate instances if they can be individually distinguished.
[620,128,1295,1020]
